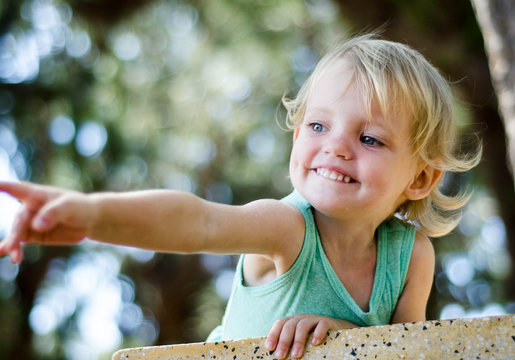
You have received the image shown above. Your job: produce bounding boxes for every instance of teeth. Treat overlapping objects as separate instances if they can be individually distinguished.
[317,168,351,183]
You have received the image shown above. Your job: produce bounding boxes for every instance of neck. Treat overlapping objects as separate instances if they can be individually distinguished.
[313,209,379,261]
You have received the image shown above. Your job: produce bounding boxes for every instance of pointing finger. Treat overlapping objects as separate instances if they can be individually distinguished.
[0,181,57,212]
[0,181,33,201]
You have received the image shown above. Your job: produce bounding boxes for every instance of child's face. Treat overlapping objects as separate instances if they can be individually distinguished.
[289,58,420,225]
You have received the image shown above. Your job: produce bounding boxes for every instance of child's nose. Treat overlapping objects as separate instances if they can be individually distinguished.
[323,133,354,160]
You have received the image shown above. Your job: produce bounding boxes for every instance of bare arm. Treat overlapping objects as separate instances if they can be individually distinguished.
[0,181,302,263]
[390,231,435,323]
[91,189,301,256]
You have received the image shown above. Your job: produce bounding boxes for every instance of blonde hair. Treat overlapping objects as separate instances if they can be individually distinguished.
[283,34,482,237]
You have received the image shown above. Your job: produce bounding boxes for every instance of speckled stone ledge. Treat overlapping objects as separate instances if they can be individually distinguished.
[113,314,514,359]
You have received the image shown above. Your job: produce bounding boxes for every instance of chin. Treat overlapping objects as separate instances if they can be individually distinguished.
[299,187,343,208]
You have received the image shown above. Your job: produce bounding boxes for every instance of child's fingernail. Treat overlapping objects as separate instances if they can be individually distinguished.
[33,216,47,229]
[264,340,273,350]
[291,348,301,357]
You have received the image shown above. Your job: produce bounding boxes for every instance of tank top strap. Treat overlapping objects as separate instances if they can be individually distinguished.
[280,190,318,272]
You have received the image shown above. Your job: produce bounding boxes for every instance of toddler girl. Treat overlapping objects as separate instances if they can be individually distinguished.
[0,34,481,359]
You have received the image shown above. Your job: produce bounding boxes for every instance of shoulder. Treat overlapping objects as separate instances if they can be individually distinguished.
[202,195,305,258]
[410,232,435,269]
[242,198,305,235]
[243,198,305,256]
[244,197,303,215]
[241,198,306,285]
[404,231,435,289]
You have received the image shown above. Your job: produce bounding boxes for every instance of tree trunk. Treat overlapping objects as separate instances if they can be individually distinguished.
[470,0,515,183]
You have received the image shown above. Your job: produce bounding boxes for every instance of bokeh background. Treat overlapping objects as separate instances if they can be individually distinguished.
[0,1,513,359]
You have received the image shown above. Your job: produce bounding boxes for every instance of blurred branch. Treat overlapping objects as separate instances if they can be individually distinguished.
[71,0,156,24]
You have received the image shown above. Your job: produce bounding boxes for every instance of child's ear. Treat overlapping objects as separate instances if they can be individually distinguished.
[404,164,443,201]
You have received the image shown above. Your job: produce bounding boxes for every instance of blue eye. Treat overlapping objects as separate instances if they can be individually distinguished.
[310,123,326,132]
[360,135,383,146]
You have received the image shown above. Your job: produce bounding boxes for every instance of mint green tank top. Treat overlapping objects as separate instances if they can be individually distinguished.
[207,191,415,341]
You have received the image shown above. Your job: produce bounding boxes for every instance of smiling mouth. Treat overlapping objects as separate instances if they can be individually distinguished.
[316,168,355,183]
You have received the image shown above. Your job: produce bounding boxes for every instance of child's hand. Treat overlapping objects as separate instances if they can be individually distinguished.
[0,181,93,263]
[264,314,351,359]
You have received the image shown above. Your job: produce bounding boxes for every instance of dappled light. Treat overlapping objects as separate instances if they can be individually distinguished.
[75,122,108,157]
[49,115,76,145]
[26,244,158,359]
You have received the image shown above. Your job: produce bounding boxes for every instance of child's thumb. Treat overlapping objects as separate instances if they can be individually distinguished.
[31,200,65,231]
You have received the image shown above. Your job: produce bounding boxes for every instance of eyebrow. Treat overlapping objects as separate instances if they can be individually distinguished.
[304,106,333,118]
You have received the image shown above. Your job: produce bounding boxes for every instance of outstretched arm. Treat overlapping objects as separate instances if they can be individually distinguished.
[0,181,301,263]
